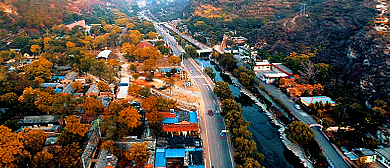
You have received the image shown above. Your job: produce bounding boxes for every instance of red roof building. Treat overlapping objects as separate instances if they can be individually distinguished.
[137,41,153,49]
[162,123,199,132]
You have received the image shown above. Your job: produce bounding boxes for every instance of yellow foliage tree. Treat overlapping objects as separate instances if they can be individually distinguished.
[147,109,163,126]
[124,142,151,167]
[66,41,76,48]
[30,45,41,55]
[56,142,81,168]
[168,55,181,64]
[24,57,53,80]
[118,107,141,128]
[147,31,158,39]
[121,42,140,59]
[0,125,24,167]
[64,115,90,137]
[98,80,109,92]
[139,47,162,60]
[107,59,120,67]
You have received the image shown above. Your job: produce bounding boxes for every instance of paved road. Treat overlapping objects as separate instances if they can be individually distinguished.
[184,59,234,168]
[149,11,234,168]
[256,78,350,168]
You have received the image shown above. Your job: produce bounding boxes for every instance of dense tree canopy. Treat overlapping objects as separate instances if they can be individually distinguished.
[214,81,233,100]
[285,121,315,145]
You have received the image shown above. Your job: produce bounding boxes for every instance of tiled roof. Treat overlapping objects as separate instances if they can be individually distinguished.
[375,147,390,159]
[137,41,153,48]
[162,123,198,132]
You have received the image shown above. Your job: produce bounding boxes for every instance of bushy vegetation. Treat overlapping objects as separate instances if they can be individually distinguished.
[214,81,264,167]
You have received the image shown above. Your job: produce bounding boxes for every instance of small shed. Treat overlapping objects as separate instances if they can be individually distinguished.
[97,50,112,60]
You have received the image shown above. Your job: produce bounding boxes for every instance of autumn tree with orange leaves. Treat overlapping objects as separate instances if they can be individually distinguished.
[31,151,55,168]
[71,81,83,93]
[83,97,103,116]
[118,107,141,129]
[98,80,109,92]
[123,142,151,168]
[141,97,158,112]
[101,140,115,153]
[34,90,53,114]
[64,115,90,137]
[0,125,24,167]
[56,142,81,168]
[21,129,47,154]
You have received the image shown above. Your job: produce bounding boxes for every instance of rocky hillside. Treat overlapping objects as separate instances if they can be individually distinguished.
[188,0,330,20]
[256,0,390,103]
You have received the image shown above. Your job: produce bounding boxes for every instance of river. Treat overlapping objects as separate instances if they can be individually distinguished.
[195,58,303,168]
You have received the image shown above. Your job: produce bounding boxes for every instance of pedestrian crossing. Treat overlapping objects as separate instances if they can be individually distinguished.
[192,75,203,79]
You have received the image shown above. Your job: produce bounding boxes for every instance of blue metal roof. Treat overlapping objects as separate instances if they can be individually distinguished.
[165,149,186,158]
[52,75,65,80]
[155,151,166,167]
[188,165,205,168]
[41,83,59,88]
[185,148,196,152]
[189,112,198,123]
[55,88,62,93]
[162,118,179,124]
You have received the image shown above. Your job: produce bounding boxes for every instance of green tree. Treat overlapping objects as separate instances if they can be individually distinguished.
[185,46,197,58]
[139,87,151,98]
[214,81,233,100]
[221,99,241,116]
[285,121,315,145]
[204,67,215,81]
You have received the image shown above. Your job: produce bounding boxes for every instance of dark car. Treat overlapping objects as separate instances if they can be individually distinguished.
[158,86,166,90]
[208,109,214,116]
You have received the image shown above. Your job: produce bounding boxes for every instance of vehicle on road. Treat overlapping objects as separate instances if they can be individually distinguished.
[294,104,301,110]
[157,86,166,90]
[208,109,214,116]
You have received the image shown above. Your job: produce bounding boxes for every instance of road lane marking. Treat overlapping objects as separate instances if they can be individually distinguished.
[218,143,220,148]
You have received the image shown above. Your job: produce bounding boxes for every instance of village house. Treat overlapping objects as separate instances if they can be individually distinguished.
[299,96,336,107]
[375,147,390,168]
[253,60,293,84]
[353,148,377,163]
[61,71,78,85]
[155,137,204,168]
[96,50,112,60]
[18,115,62,133]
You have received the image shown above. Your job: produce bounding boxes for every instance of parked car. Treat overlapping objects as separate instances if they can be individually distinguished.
[208,109,214,116]
[294,104,301,110]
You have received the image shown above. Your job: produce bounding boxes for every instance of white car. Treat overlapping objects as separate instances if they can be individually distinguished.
[294,104,301,110]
